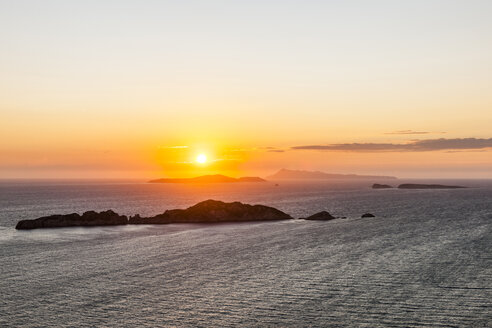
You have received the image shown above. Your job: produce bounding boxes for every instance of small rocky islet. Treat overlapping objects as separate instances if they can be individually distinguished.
[300,211,336,221]
[14,199,375,230]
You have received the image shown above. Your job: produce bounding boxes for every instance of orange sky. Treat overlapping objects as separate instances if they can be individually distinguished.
[1,1,491,179]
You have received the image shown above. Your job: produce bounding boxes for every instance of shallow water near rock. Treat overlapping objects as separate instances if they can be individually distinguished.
[1,179,491,327]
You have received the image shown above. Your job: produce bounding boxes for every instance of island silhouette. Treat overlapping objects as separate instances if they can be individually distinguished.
[268,168,397,180]
[372,183,467,189]
[149,174,266,183]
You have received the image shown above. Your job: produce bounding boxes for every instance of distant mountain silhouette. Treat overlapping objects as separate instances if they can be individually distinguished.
[148,174,266,183]
[267,169,397,180]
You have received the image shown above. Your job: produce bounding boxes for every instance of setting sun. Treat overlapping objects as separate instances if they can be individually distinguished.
[196,153,207,164]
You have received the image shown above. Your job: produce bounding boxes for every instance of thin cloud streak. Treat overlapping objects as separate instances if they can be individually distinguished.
[384,130,431,135]
[292,138,492,152]
[158,145,188,149]
[384,130,447,135]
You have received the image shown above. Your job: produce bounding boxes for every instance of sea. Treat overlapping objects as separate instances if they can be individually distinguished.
[0,179,491,327]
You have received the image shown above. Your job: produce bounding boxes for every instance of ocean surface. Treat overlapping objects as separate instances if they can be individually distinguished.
[1,179,491,327]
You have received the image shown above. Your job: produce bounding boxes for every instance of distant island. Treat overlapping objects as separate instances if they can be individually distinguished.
[398,184,467,189]
[372,183,393,189]
[149,174,266,183]
[268,169,397,180]
[372,183,467,189]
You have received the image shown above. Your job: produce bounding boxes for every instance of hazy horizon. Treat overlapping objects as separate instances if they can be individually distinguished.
[1,1,492,179]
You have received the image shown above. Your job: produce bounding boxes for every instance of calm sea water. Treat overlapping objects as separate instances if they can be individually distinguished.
[1,179,491,327]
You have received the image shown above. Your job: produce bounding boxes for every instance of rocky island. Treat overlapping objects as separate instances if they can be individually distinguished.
[15,210,128,230]
[372,183,468,189]
[372,183,393,189]
[301,211,336,221]
[129,200,292,224]
[398,184,467,189]
[149,174,266,183]
[15,200,292,229]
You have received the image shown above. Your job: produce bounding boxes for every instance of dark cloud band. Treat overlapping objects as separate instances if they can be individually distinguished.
[292,138,492,152]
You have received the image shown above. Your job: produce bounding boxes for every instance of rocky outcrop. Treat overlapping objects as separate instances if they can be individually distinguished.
[361,213,375,218]
[15,210,128,230]
[129,199,292,224]
[301,211,336,221]
[372,183,393,189]
[398,184,467,189]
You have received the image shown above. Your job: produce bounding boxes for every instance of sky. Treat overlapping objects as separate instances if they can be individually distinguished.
[1,0,492,179]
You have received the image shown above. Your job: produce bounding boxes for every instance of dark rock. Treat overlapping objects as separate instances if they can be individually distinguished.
[372,183,393,189]
[129,199,293,224]
[301,211,336,221]
[361,213,375,218]
[398,184,467,189]
[15,210,128,230]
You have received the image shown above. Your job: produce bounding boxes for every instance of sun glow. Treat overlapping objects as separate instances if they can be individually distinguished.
[196,153,207,164]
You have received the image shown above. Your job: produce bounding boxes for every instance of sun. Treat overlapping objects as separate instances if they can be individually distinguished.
[196,153,207,164]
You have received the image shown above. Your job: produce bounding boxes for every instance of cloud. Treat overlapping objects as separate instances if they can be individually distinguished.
[445,150,487,153]
[260,146,285,153]
[227,148,256,153]
[158,145,188,149]
[384,130,430,135]
[384,130,447,135]
[292,138,492,152]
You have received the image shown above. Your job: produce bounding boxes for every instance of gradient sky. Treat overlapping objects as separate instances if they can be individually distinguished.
[1,0,492,179]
